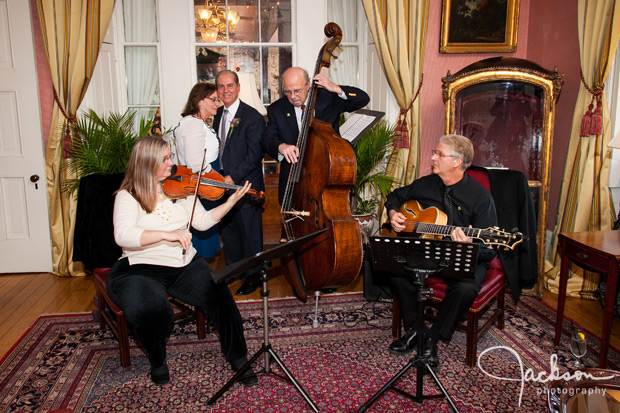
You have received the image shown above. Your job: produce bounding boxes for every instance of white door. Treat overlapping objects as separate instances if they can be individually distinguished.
[0,0,52,272]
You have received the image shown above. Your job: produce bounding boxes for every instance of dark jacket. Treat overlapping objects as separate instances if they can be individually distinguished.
[213,100,266,207]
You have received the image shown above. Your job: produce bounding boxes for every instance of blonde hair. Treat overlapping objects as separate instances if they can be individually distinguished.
[439,134,474,170]
[118,136,169,213]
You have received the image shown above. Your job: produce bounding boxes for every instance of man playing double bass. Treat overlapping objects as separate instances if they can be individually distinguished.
[262,67,370,209]
[385,134,497,367]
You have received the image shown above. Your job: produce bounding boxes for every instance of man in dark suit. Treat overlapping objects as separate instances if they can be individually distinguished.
[214,70,266,295]
[262,67,370,206]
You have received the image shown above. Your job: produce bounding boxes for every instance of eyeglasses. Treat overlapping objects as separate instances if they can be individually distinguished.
[431,149,459,159]
[206,97,220,103]
[283,83,308,97]
[163,153,175,163]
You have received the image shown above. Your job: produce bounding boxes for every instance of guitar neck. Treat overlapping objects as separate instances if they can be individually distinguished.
[414,222,485,241]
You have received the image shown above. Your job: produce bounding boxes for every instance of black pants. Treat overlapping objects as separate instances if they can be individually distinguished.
[219,204,263,279]
[391,264,487,342]
[107,256,248,367]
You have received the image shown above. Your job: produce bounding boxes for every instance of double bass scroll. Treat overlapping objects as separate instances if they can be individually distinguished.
[280,23,363,301]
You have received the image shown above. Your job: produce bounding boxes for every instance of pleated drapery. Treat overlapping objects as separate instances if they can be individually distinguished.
[361,0,429,188]
[544,0,620,298]
[36,0,115,276]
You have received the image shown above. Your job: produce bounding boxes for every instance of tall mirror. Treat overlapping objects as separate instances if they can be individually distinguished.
[442,57,564,296]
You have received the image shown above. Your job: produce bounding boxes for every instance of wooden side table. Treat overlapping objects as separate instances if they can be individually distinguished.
[555,231,620,368]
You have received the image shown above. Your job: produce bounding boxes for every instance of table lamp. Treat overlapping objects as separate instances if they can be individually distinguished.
[237,71,267,117]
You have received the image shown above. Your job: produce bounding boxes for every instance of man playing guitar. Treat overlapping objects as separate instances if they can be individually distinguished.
[385,134,498,367]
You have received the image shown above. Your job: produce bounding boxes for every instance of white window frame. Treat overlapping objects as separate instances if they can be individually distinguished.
[116,0,163,125]
[190,0,297,106]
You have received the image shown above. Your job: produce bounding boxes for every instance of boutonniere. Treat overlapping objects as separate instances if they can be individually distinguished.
[229,118,241,134]
[286,113,291,117]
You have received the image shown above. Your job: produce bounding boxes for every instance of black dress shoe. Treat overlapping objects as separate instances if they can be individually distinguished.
[389,328,417,355]
[423,338,439,367]
[235,275,261,295]
[150,362,170,385]
[231,358,258,387]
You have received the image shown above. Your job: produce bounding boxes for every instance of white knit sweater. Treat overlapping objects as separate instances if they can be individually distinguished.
[113,190,218,267]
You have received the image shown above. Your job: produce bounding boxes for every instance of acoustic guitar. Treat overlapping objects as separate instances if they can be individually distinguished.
[399,200,524,250]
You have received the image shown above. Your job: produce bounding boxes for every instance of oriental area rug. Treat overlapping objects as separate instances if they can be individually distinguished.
[1,292,619,412]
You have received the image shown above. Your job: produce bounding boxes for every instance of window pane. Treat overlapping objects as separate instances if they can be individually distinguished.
[262,46,292,104]
[194,0,267,43]
[196,46,227,81]
[123,0,158,42]
[228,46,260,73]
[330,46,359,86]
[327,0,357,42]
[127,107,159,132]
[195,46,261,80]
[125,46,160,105]
[261,0,292,42]
[228,0,259,43]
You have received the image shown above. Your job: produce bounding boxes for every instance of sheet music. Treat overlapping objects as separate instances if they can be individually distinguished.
[340,110,385,144]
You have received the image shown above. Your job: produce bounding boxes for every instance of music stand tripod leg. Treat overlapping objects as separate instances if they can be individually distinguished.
[207,263,319,413]
[357,268,460,413]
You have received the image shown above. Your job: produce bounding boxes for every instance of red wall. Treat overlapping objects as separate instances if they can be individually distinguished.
[526,0,581,229]
[420,0,580,229]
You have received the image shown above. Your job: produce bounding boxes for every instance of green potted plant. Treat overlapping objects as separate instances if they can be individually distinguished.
[64,109,157,271]
[62,109,157,195]
[351,121,397,234]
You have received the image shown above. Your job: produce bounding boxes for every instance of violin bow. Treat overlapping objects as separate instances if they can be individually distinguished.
[183,148,208,255]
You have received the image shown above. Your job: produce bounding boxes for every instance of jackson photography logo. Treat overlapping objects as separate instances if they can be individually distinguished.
[477,346,617,407]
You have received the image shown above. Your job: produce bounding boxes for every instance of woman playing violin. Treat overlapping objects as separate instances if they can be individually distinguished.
[107,136,257,386]
[174,82,222,258]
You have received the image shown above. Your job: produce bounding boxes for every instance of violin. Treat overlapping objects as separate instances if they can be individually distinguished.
[162,165,265,201]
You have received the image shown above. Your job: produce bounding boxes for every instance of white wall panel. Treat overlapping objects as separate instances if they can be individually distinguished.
[1,176,29,239]
[0,0,13,68]
[0,91,22,156]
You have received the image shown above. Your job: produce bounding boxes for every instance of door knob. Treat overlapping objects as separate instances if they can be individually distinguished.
[30,174,40,189]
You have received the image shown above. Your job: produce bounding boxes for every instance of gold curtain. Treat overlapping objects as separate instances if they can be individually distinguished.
[36,0,115,276]
[361,0,429,187]
[544,0,620,298]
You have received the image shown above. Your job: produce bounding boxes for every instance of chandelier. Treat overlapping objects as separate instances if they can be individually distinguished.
[196,1,240,42]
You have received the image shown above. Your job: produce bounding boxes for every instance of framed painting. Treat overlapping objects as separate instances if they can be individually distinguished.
[440,0,520,54]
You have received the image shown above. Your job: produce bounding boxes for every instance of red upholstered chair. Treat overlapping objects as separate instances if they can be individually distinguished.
[391,168,506,367]
[93,267,208,367]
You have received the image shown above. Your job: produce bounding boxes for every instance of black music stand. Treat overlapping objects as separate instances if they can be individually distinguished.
[207,228,327,412]
[358,236,480,413]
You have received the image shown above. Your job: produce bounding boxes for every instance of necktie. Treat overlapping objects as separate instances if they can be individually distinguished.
[219,109,228,169]
[301,104,306,121]
[443,186,454,226]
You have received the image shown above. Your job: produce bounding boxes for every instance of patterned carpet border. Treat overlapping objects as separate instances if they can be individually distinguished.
[1,292,619,412]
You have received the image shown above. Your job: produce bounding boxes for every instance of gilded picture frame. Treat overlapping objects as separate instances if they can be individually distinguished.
[440,0,520,54]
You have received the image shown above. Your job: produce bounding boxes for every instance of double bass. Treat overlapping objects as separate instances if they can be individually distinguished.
[280,23,363,301]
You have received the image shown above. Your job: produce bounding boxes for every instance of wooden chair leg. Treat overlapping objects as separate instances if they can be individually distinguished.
[95,295,106,330]
[116,311,131,368]
[195,308,207,340]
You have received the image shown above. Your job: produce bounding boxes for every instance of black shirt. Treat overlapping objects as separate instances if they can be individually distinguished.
[384,173,498,263]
